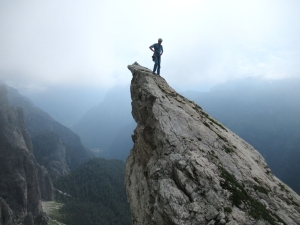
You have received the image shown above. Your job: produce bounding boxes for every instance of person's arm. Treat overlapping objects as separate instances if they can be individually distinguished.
[149,45,155,52]
[160,46,163,56]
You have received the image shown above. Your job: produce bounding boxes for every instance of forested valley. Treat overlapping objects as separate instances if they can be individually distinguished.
[53,158,132,225]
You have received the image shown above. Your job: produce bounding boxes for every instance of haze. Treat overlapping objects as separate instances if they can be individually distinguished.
[1,0,300,91]
[1,0,300,125]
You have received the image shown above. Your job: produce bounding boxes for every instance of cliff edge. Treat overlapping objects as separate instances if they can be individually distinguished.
[125,62,300,225]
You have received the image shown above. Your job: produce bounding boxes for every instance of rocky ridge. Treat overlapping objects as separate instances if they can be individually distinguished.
[0,86,52,224]
[125,63,300,225]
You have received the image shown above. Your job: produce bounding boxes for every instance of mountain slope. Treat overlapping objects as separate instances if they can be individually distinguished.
[125,63,300,225]
[73,85,134,158]
[54,158,131,225]
[4,84,93,179]
[0,86,52,224]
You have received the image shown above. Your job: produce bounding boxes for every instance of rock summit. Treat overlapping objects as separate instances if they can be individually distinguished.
[125,62,300,225]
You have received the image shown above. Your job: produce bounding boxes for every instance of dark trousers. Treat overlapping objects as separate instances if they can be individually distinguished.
[153,56,161,75]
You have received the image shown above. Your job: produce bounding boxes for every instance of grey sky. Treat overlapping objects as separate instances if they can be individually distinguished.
[1,0,300,93]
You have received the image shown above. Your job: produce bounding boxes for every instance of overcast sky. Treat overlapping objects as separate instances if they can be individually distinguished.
[1,0,300,94]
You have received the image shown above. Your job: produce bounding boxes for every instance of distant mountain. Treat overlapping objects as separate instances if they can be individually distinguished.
[54,158,132,225]
[0,86,52,224]
[101,122,136,160]
[21,86,106,127]
[188,77,300,194]
[4,83,93,179]
[73,85,135,160]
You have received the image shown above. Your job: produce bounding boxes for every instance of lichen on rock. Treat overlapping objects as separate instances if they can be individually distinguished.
[125,62,300,225]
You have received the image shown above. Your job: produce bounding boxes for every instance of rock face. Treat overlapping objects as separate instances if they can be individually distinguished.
[4,84,93,179]
[0,86,52,224]
[32,132,71,179]
[125,63,300,225]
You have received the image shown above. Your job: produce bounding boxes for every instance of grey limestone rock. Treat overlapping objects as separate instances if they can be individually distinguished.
[0,86,53,224]
[206,205,219,221]
[0,197,14,225]
[226,221,239,225]
[37,165,54,201]
[5,84,93,180]
[125,63,300,225]
[207,220,216,225]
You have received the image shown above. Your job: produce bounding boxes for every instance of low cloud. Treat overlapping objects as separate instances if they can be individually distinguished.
[0,0,300,93]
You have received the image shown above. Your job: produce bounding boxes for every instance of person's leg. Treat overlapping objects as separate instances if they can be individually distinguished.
[157,57,161,75]
[153,57,158,73]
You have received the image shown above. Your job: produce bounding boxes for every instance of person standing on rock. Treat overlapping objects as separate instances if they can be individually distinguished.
[149,38,163,76]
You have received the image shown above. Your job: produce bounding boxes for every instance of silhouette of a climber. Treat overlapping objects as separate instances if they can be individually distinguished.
[149,38,163,76]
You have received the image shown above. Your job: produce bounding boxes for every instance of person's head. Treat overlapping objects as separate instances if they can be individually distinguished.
[158,38,163,45]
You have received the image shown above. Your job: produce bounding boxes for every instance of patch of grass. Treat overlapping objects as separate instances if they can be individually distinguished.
[202,112,209,117]
[292,201,300,207]
[219,166,247,206]
[207,117,227,131]
[195,105,202,110]
[203,122,210,128]
[253,177,260,184]
[223,145,234,154]
[254,185,269,195]
[178,93,185,99]
[224,207,232,213]
[42,201,65,225]
[279,183,289,192]
[219,166,286,225]
[218,134,228,142]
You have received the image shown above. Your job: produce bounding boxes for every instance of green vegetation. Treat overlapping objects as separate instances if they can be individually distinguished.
[207,117,227,131]
[202,112,209,117]
[54,158,131,225]
[224,207,232,213]
[219,166,286,225]
[292,200,300,207]
[208,150,219,159]
[223,145,234,154]
[203,122,210,128]
[279,183,289,192]
[253,177,260,184]
[254,185,269,195]
[218,134,228,142]
[42,201,65,224]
